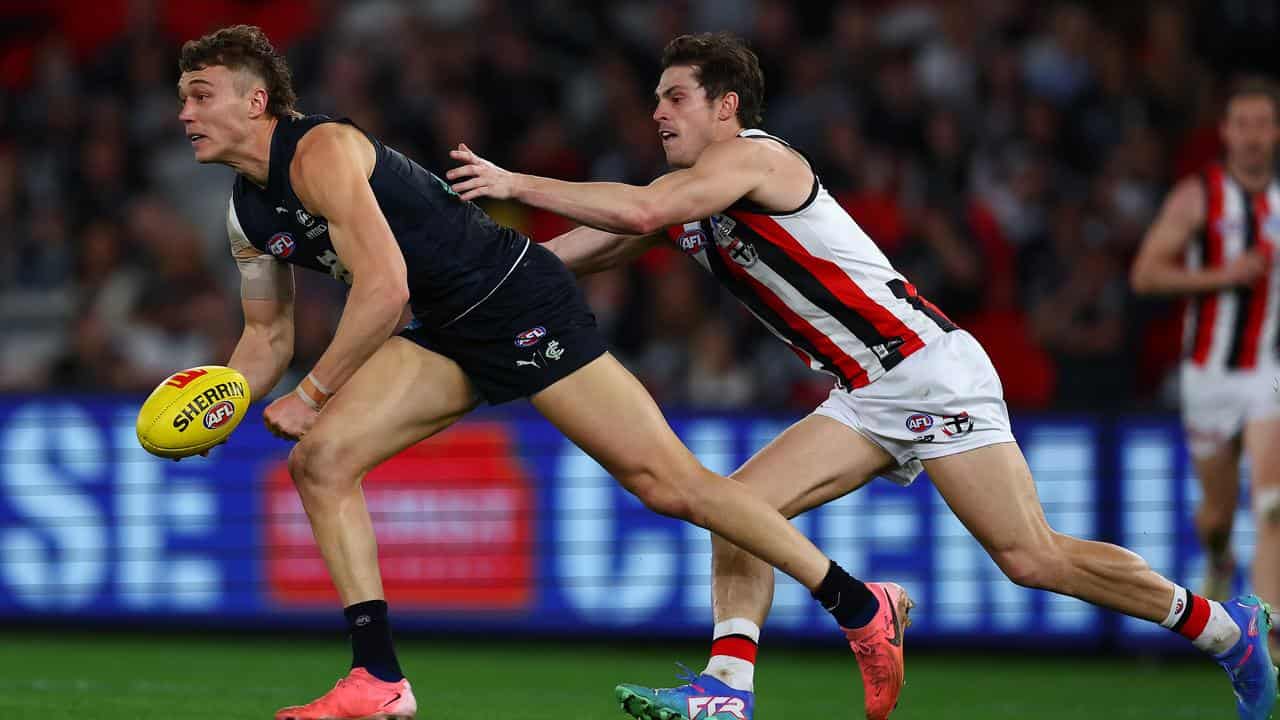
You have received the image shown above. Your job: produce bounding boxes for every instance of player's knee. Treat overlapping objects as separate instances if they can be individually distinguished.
[990,543,1062,590]
[288,437,355,499]
[626,469,694,519]
[1196,500,1236,529]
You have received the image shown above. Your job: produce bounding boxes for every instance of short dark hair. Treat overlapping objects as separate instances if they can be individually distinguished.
[661,32,765,127]
[179,25,298,118]
[1224,75,1280,118]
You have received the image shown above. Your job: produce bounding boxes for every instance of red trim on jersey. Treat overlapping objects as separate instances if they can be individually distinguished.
[710,636,758,664]
[730,211,927,358]
[1238,191,1272,369]
[712,242,870,387]
[1192,166,1225,366]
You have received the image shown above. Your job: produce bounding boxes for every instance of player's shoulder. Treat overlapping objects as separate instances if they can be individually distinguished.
[698,134,794,174]
[1165,172,1207,220]
[294,121,367,162]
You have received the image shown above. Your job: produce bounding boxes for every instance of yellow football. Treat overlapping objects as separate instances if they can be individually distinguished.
[136,365,252,459]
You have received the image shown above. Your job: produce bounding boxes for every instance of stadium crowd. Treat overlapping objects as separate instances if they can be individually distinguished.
[1,0,1278,412]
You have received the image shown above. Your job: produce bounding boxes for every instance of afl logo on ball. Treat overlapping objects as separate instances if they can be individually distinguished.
[905,414,933,433]
[203,401,236,430]
[514,326,547,348]
[268,232,296,258]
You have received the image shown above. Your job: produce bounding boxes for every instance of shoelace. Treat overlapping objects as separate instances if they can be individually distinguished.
[674,662,706,693]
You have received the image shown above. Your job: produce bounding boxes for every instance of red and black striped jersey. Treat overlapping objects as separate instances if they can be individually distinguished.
[664,129,955,390]
[1184,164,1280,370]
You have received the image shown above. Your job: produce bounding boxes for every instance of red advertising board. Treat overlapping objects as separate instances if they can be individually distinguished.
[264,423,534,610]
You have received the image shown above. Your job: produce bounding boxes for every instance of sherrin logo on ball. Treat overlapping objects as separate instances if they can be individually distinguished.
[136,365,252,459]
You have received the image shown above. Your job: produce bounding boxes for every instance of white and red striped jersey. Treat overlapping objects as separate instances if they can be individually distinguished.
[1184,164,1280,370]
[663,129,956,390]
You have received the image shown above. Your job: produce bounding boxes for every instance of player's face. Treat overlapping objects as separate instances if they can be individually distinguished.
[177,65,256,164]
[653,66,721,168]
[1221,95,1280,173]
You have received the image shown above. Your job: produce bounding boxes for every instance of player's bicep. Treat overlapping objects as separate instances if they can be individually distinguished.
[292,129,406,287]
[1141,178,1205,260]
[646,141,767,224]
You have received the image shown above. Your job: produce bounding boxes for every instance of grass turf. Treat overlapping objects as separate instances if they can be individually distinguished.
[0,631,1239,719]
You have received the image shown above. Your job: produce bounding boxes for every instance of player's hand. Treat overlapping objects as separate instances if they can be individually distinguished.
[446,143,516,201]
[1222,247,1270,287]
[263,390,319,441]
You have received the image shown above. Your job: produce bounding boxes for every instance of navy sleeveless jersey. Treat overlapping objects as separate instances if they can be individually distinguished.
[229,114,530,326]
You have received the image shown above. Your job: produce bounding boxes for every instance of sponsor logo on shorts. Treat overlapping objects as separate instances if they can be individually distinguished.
[941,412,973,438]
[545,340,564,361]
[914,434,935,443]
[516,352,544,369]
[677,229,706,255]
[267,232,296,258]
[906,413,933,433]
[203,401,236,430]
[514,326,547,348]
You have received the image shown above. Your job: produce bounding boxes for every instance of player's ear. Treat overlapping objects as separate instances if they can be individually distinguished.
[718,92,740,122]
[247,86,270,119]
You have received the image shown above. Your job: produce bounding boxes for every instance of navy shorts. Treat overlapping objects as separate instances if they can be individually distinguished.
[399,242,607,405]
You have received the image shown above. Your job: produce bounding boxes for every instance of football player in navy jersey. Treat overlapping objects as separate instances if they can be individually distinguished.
[176,25,900,720]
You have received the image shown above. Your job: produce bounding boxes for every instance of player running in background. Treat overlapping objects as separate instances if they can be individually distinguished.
[177,25,908,720]
[1132,77,1280,658]
[448,32,1278,720]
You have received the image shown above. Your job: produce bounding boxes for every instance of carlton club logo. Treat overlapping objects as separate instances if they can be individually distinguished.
[514,326,547,348]
[267,232,296,258]
[203,401,236,430]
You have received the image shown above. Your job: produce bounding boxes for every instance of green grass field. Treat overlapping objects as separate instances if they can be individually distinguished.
[0,631,1242,719]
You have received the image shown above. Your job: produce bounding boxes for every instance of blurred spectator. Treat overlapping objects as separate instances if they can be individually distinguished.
[0,0,1272,413]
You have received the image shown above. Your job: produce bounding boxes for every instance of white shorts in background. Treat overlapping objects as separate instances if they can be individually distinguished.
[811,330,1016,486]
[1180,363,1280,458]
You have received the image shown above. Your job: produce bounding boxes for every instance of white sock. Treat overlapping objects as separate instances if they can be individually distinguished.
[1196,601,1242,655]
[703,618,760,692]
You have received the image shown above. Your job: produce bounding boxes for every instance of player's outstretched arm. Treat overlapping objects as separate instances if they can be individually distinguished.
[226,202,295,401]
[543,226,663,276]
[446,139,769,234]
[1132,176,1269,294]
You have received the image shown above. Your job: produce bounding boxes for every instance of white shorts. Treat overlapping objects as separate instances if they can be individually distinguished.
[811,330,1016,486]
[1180,363,1280,458]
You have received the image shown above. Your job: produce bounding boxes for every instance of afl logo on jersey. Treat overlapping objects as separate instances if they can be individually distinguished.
[514,326,547,348]
[677,229,706,255]
[905,414,933,433]
[267,232,296,258]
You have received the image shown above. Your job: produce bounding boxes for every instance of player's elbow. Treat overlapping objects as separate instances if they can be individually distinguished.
[621,201,665,236]
[1129,260,1156,295]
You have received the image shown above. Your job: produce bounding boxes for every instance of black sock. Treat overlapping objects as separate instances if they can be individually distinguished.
[812,561,879,629]
[344,600,404,682]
